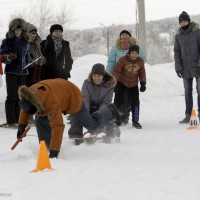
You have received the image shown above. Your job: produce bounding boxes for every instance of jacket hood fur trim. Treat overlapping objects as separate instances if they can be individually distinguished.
[176,22,199,35]
[116,37,138,50]
[18,85,45,115]
[8,18,29,41]
[88,71,116,88]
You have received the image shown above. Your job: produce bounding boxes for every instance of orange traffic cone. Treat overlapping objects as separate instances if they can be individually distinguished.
[31,141,53,172]
[187,109,198,130]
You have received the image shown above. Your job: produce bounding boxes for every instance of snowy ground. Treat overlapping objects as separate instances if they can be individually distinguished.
[0,55,200,200]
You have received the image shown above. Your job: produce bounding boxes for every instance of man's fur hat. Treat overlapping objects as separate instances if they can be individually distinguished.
[18,85,45,115]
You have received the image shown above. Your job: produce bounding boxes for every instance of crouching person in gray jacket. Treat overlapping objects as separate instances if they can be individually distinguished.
[68,63,121,142]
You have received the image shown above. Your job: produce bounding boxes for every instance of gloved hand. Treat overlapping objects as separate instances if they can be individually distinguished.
[196,67,200,75]
[176,70,182,78]
[30,54,34,59]
[8,53,17,60]
[49,150,59,159]
[17,124,27,139]
[140,82,146,92]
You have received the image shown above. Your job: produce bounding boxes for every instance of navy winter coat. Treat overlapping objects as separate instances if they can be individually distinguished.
[1,34,29,75]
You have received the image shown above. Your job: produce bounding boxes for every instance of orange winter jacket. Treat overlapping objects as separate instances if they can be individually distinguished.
[18,78,83,151]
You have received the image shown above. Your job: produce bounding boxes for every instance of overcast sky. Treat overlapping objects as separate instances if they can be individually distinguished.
[0,0,199,32]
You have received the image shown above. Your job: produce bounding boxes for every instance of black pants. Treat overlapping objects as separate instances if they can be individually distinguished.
[114,81,140,123]
[35,115,51,148]
[5,74,26,124]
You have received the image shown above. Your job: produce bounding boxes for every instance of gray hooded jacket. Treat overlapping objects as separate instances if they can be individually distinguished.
[82,71,116,113]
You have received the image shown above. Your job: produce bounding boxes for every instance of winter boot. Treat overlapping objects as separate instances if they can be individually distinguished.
[132,121,142,129]
[4,123,18,129]
[68,133,83,139]
[121,116,129,126]
[109,103,123,126]
[132,106,142,129]
[179,114,190,124]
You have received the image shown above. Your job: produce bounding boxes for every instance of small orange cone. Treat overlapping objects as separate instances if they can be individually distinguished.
[31,141,53,172]
[187,109,198,130]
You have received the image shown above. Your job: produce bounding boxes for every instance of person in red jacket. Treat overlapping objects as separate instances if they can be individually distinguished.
[17,78,121,158]
[112,45,146,129]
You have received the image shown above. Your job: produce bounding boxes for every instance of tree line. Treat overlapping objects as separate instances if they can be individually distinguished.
[1,0,200,65]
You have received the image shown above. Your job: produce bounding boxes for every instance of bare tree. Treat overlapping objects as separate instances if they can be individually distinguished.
[55,2,75,30]
[11,0,74,39]
[33,0,54,38]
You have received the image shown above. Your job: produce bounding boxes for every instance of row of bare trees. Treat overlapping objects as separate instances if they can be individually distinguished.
[4,1,200,65]
[9,0,74,38]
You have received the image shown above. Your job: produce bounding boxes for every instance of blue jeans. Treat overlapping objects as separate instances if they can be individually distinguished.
[183,77,200,116]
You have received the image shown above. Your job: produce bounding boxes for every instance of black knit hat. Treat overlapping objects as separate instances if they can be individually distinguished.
[19,99,37,115]
[91,63,105,76]
[50,24,63,33]
[128,45,139,54]
[179,11,191,23]
[119,30,131,38]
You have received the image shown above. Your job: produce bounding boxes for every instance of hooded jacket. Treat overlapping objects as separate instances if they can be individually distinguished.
[82,71,116,112]
[18,78,83,151]
[26,23,46,84]
[174,22,200,78]
[0,18,29,75]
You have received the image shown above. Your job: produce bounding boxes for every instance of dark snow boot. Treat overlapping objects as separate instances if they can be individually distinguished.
[69,133,83,139]
[179,114,190,124]
[132,121,142,129]
[109,103,123,126]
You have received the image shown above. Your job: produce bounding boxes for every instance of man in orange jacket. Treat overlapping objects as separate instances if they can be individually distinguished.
[17,78,120,158]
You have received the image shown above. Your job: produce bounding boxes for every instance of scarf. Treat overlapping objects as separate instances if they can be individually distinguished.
[120,39,129,50]
[52,37,62,58]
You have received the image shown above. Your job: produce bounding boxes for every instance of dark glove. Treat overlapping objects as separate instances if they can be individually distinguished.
[30,54,34,59]
[17,124,27,139]
[197,67,200,75]
[8,53,17,60]
[176,70,182,78]
[140,82,146,92]
[49,150,59,159]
